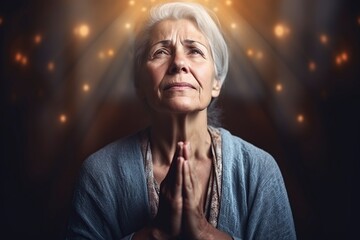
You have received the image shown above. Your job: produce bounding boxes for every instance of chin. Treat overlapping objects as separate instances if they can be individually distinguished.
[148,97,209,115]
[164,101,208,114]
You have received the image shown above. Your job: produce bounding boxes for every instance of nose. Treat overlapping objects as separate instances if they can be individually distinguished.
[168,51,189,74]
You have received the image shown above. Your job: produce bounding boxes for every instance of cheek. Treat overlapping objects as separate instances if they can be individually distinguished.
[194,63,216,85]
[146,62,168,83]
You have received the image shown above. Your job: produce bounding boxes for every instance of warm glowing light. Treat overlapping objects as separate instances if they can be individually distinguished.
[213,7,219,12]
[341,52,348,61]
[75,24,90,38]
[276,83,283,92]
[0,17,3,25]
[48,61,55,71]
[15,52,22,62]
[274,24,285,37]
[336,56,342,65]
[59,114,67,123]
[308,61,316,72]
[97,49,115,59]
[335,51,349,66]
[246,49,263,60]
[297,114,304,123]
[98,51,105,60]
[21,56,28,65]
[141,7,147,12]
[34,34,42,44]
[14,52,28,66]
[129,0,135,6]
[225,0,232,6]
[125,23,131,29]
[108,49,115,57]
[230,23,237,29]
[274,24,289,38]
[83,84,90,92]
[256,51,264,60]
[319,34,328,44]
[246,48,254,57]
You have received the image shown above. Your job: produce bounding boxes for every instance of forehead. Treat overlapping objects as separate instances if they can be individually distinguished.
[149,19,208,45]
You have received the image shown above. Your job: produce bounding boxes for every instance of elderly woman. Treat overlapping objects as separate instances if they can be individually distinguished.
[67,2,296,240]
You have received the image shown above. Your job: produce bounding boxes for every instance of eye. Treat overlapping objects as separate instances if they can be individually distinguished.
[153,48,170,58]
[189,48,204,56]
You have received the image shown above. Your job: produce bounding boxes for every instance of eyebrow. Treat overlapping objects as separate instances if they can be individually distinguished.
[150,39,208,49]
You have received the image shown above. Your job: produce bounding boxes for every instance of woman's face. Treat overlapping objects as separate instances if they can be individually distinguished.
[137,19,221,115]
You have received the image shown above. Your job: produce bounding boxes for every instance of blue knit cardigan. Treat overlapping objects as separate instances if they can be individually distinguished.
[67,128,296,239]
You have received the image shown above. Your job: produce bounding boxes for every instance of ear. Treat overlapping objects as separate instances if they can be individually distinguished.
[211,79,222,98]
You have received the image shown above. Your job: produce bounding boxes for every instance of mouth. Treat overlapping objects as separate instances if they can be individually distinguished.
[163,82,196,91]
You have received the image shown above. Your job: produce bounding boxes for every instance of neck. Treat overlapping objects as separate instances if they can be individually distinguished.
[149,110,211,165]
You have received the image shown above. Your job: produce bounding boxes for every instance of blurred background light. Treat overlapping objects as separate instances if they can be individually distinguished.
[1,0,359,239]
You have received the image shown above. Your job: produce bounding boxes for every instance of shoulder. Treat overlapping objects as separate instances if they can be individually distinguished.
[219,128,277,168]
[80,130,144,181]
[218,127,282,185]
[216,128,296,239]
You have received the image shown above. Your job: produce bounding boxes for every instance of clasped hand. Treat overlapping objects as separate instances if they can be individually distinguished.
[153,142,210,240]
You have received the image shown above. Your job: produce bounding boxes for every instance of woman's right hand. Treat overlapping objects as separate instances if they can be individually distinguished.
[133,142,185,240]
[152,142,185,239]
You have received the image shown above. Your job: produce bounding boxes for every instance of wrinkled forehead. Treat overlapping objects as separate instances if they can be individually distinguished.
[148,19,210,48]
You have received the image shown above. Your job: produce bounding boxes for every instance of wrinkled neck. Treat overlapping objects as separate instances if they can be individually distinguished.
[149,110,211,165]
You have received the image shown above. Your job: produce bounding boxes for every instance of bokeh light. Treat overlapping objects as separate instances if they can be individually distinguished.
[225,0,233,6]
[256,51,264,60]
[297,114,304,123]
[276,83,283,92]
[320,34,328,44]
[14,52,28,66]
[34,34,42,44]
[107,49,115,57]
[335,51,349,66]
[274,23,290,38]
[74,24,90,38]
[14,52,22,62]
[47,61,55,71]
[98,51,105,60]
[59,114,67,123]
[308,61,317,72]
[247,48,254,57]
[83,83,90,92]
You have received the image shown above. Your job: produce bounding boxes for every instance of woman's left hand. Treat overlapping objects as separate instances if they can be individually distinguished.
[181,142,232,240]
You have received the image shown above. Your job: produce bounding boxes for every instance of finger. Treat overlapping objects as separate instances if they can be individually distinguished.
[183,160,193,199]
[183,142,190,160]
[177,141,184,158]
[174,157,184,197]
[183,142,195,184]
[167,142,184,179]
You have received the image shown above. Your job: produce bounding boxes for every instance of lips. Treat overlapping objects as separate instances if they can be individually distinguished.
[163,82,196,90]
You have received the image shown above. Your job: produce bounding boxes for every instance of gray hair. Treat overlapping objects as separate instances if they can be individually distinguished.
[134,2,229,85]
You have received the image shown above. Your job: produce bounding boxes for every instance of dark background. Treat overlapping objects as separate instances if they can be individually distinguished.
[1,0,359,239]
